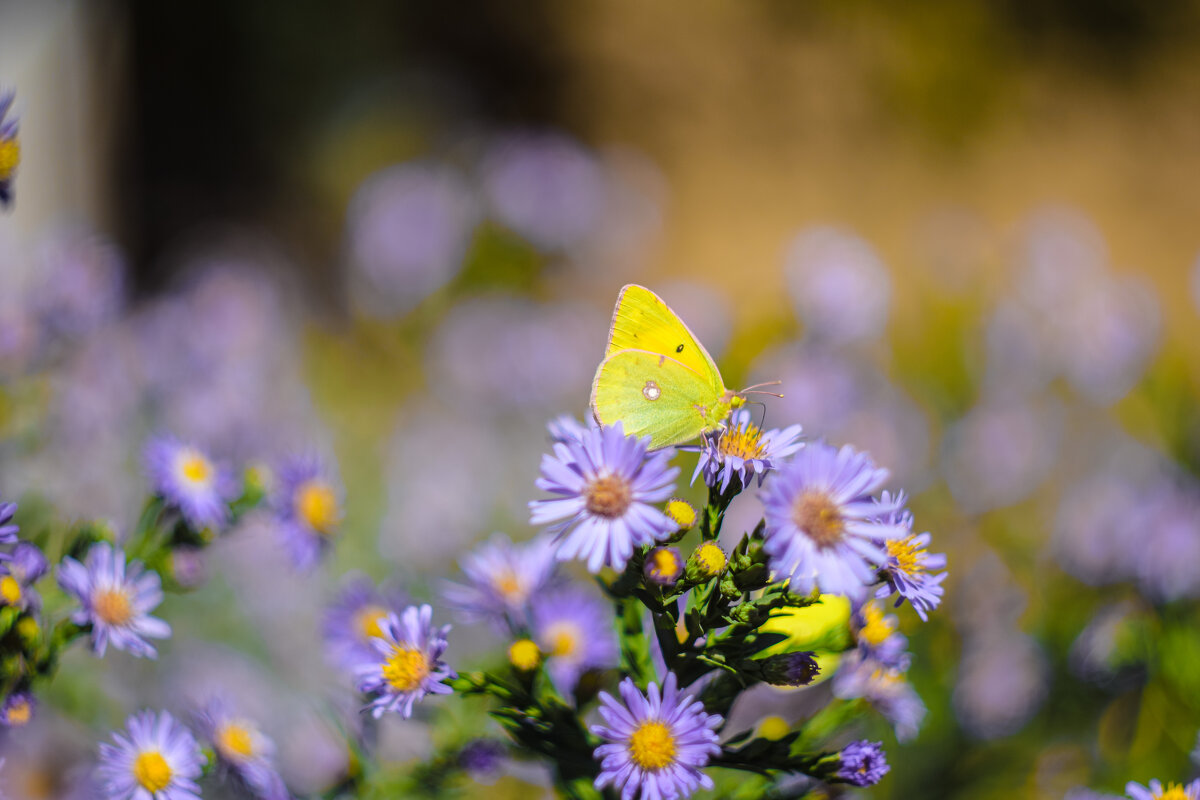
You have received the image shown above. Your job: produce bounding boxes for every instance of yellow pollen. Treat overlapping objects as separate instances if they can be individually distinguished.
[664,499,697,529]
[858,602,895,647]
[0,576,21,605]
[133,750,173,793]
[179,452,212,485]
[648,548,680,580]
[792,491,845,548]
[4,699,31,726]
[628,720,676,770]
[719,424,767,461]
[216,722,256,760]
[886,536,924,575]
[585,474,633,519]
[1156,785,1191,800]
[0,139,18,180]
[94,588,133,625]
[757,716,790,741]
[508,638,541,670]
[543,621,582,658]
[382,645,429,692]
[695,542,726,576]
[354,605,388,642]
[493,569,524,602]
[295,480,340,535]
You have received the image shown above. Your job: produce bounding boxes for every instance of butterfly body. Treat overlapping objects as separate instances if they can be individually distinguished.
[590,284,741,449]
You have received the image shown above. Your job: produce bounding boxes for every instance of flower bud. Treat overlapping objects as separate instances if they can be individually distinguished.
[643,547,683,586]
[508,638,541,671]
[761,651,821,686]
[685,542,726,582]
[664,498,697,530]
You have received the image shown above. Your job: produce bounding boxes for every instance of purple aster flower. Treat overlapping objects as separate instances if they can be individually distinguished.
[833,652,926,742]
[57,543,171,658]
[1,542,49,611]
[760,441,907,601]
[871,492,946,621]
[530,422,679,573]
[1126,780,1200,800]
[0,498,17,545]
[322,573,408,674]
[835,740,889,787]
[547,414,596,445]
[443,533,558,632]
[592,673,722,800]
[195,698,290,800]
[643,547,683,586]
[356,604,455,719]
[531,588,618,694]
[271,454,343,571]
[0,691,34,728]
[692,409,804,492]
[852,600,910,671]
[145,436,237,531]
[96,710,206,800]
[0,90,19,208]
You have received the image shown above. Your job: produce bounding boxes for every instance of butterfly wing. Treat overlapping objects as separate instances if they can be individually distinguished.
[605,284,726,394]
[590,349,727,449]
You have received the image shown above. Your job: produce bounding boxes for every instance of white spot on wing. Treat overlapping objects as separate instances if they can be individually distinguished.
[643,380,661,401]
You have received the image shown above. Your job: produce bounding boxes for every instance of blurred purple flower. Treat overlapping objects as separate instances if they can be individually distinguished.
[96,710,205,800]
[195,697,290,800]
[833,652,926,742]
[0,497,16,545]
[953,633,1047,739]
[481,131,605,252]
[29,225,125,342]
[530,422,678,573]
[57,543,171,658]
[271,454,342,571]
[531,588,618,694]
[2,541,48,611]
[784,226,891,346]
[836,740,890,787]
[323,573,409,675]
[443,533,558,632]
[0,691,34,728]
[145,436,237,531]
[346,161,478,318]
[0,90,18,207]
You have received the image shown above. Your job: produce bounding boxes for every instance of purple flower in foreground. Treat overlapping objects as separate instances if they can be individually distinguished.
[872,491,946,621]
[692,409,803,492]
[356,604,455,719]
[195,698,289,800]
[322,574,408,675]
[146,436,237,530]
[96,710,205,800]
[532,588,618,694]
[272,454,343,571]
[57,543,171,658]
[592,673,722,800]
[760,441,906,601]
[530,422,678,572]
[1126,780,1200,800]
[443,533,558,631]
[836,740,890,787]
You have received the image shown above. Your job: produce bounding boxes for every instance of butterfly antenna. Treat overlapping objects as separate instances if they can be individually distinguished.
[739,380,784,399]
[745,400,768,429]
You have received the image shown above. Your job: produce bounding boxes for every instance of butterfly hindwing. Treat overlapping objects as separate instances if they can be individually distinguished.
[605,284,725,393]
[590,349,718,449]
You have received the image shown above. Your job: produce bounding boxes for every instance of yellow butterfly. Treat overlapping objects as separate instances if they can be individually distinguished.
[589,284,778,449]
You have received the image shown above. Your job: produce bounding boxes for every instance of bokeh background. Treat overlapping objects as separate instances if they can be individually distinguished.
[3,1,1200,797]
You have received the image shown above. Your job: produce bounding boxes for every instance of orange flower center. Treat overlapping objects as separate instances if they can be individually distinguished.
[94,588,133,625]
[585,474,633,519]
[792,491,845,548]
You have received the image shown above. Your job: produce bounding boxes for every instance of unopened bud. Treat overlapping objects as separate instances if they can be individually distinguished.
[761,651,821,687]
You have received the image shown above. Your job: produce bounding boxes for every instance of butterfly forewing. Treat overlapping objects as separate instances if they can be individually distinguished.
[605,285,725,393]
[590,349,716,449]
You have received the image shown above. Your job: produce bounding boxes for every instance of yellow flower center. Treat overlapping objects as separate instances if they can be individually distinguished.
[858,602,895,647]
[792,491,845,548]
[133,750,173,793]
[0,576,21,605]
[886,536,924,575]
[382,645,429,692]
[179,452,212,485]
[648,548,680,579]
[4,699,31,726]
[585,474,633,519]
[543,621,583,658]
[508,638,541,670]
[295,480,340,535]
[492,569,525,602]
[757,715,790,741]
[0,139,19,180]
[1156,785,1192,800]
[719,424,767,461]
[628,720,676,770]
[664,499,697,529]
[94,588,133,625]
[216,722,257,761]
[354,605,388,642]
[695,542,726,576]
